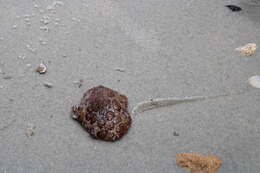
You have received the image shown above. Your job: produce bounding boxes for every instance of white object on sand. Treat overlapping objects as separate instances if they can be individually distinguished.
[26,124,36,137]
[36,63,47,74]
[43,82,53,88]
[248,75,260,88]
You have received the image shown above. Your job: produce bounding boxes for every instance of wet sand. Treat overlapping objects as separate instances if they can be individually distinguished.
[0,0,260,172]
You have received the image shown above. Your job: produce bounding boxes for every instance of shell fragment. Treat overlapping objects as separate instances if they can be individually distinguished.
[236,43,257,56]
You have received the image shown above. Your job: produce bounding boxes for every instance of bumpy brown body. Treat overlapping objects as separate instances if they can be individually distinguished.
[72,85,132,141]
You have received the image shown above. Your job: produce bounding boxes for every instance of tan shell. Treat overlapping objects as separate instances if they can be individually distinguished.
[36,63,47,74]
[236,43,257,56]
[176,153,222,173]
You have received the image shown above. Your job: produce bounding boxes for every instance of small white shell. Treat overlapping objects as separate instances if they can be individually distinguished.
[248,75,260,88]
[43,82,53,88]
[236,43,257,56]
[36,63,47,74]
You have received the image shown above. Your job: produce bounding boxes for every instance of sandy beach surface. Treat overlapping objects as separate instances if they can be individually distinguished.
[0,0,260,172]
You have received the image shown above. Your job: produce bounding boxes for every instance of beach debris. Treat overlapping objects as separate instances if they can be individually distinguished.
[78,79,83,88]
[43,82,53,88]
[226,5,242,12]
[115,67,126,72]
[236,43,257,56]
[248,75,260,88]
[36,63,47,74]
[25,124,36,137]
[176,153,222,173]
[40,16,50,25]
[73,79,83,88]
[72,85,132,141]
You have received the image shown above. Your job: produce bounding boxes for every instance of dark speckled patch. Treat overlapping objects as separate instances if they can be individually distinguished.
[72,85,131,141]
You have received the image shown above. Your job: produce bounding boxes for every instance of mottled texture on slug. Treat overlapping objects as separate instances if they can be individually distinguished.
[72,85,131,141]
